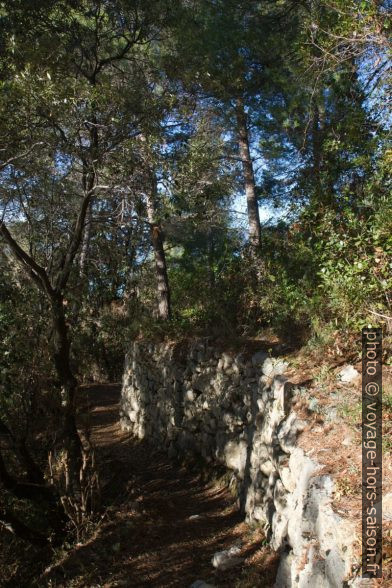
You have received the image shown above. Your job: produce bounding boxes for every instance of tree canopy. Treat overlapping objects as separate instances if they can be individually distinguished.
[0,0,391,580]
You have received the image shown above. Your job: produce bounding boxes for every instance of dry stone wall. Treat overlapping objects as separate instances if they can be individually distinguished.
[121,340,360,588]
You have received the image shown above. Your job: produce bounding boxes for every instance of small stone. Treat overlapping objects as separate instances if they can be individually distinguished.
[128,410,138,423]
[221,352,233,369]
[185,390,195,402]
[212,546,244,570]
[262,358,275,376]
[190,581,216,588]
[308,397,320,412]
[223,440,247,477]
[325,406,338,422]
[342,436,352,447]
[262,358,289,377]
[339,365,360,383]
[188,514,201,520]
[272,360,289,375]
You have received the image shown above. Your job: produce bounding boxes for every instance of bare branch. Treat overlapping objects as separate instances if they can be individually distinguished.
[0,143,45,172]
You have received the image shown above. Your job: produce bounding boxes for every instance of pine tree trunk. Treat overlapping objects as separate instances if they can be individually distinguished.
[236,97,262,248]
[145,179,171,321]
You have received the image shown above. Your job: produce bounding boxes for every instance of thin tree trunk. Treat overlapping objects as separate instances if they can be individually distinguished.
[207,228,215,291]
[145,177,171,321]
[236,97,262,248]
[79,202,92,278]
[312,101,323,202]
[50,294,83,494]
[1,136,97,517]
[0,222,85,500]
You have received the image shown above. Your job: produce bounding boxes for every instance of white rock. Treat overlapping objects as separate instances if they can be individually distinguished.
[223,440,248,477]
[262,358,289,377]
[185,389,195,402]
[339,365,360,383]
[260,459,274,476]
[221,352,233,369]
[127,410,138,423]
[122,341,360,588]
[381,492,392,520]
[212,546,243,570]
[277,413,306,454]
[280,466,295,493]
[273,360,289,375]
[348,578,377,587]
[263,358,275,377]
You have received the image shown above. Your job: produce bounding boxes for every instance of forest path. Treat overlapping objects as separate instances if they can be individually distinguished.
[43,384,277,588]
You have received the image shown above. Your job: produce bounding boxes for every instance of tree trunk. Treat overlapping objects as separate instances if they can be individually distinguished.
[145,178,171,321]
[50,294,83,495]
[312,101,323,202]
[79,201,92,278]
[1,184,95,514]
[207,228,215,291]
[236,97,262,248]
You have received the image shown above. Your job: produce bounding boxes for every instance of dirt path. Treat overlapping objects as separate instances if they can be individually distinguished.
[43,384,278,588]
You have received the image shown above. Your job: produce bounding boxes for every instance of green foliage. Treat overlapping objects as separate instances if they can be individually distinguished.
[0,265,53,431]
[313,198,392,329]
[0,0,391,583]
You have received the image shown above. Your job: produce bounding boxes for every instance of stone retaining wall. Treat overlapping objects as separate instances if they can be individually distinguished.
[120,340,360,587]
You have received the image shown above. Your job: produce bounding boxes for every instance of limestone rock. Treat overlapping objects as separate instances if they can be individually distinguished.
[185,389,195,402]
[121,340,359,588]
[382,492,392,520]
[263,358,289,377]
[211,546,244,570]
[223,439,247,477]
[339,365,360,383]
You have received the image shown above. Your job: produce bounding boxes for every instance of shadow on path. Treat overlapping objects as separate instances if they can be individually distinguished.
[42,384,278,588]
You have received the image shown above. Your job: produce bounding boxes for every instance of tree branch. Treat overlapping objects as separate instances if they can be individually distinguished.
[54,191,93,292]
[0,222,54,297]
[0,143,45,172]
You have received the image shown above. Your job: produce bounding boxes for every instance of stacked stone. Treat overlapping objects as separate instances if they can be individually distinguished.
[120,340,359,588]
